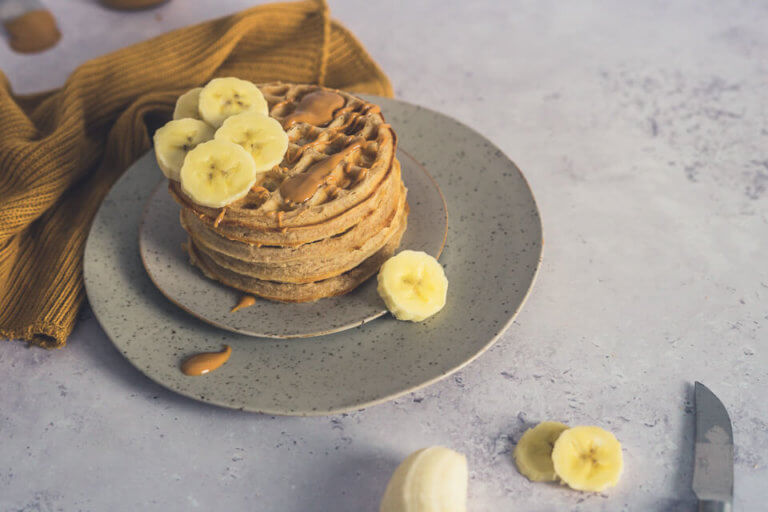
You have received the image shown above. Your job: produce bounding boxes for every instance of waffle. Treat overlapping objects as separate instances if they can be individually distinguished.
[170,82,408,302]
[183,185,407,284]
[188,211,407,302]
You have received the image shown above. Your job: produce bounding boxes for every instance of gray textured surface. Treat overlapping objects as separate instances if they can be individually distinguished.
[1,0,767,510]
[139,148,448,339]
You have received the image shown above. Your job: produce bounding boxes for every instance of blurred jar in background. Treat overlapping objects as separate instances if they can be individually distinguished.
[101,0,169,9]
[0,0,61,53]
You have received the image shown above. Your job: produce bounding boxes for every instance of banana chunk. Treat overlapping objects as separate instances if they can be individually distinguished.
[198,77,268,128]
[380,446,467,512]
[180,139,258,208]
[173,87,203,120]
[551,426,623,492]
[215,112,288,172]
[513,421,569,482]
[153,118,214,181]
[377,250,448,322]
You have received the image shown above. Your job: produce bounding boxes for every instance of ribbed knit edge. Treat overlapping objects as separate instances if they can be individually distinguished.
[327,20,393,97]
[0,323,69,349]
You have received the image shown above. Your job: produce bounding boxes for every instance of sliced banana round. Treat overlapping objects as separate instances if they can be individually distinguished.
[214,112,288,172]
[513,421,569,482]
[198,77,268,128]
[173,87,203,120]
[180,139,258,209]
[551,425,623,492]
[379,446,467,512]
[153,118,214,181]
[377,250,448,322]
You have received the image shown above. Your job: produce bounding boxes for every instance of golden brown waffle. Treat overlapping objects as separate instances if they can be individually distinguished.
[175,157,402,246]
[188,215,407,303]
[169,83,396,231]
[189,189,407,284]
[180,184,403,265]
[170,83,408,303]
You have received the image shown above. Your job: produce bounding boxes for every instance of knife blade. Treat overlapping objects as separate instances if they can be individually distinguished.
[693,382,734,511]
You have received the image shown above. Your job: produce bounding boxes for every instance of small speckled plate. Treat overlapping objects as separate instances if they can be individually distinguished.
[84,96,542,415]
[138,150,447,338]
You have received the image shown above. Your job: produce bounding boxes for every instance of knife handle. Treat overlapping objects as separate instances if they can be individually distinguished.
[699,500,731,512]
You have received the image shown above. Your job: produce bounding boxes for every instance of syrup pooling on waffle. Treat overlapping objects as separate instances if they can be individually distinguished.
[282,90,346,127]
[267,85,391,210]
[169,83,396,231]
[279,138,363,203]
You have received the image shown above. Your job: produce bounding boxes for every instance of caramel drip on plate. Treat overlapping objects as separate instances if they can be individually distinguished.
[230,295,256,312]
[284,91,345,127]
[181,345,232,376]
[280,141,363,203]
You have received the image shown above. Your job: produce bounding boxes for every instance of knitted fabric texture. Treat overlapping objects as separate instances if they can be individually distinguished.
[0,0,392,348]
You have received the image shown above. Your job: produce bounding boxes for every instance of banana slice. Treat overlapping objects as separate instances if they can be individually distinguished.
[173,87,203,120]
[179,139,258,208]
[214,112,288,172]
[153,118,214,181]
[551,426,623,492]
[513,421,569,482]
[198,77,268,127]
[377,250,448,322]
[379,446,467,512]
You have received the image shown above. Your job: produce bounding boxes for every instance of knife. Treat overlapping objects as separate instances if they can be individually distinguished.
[693,382,734,512]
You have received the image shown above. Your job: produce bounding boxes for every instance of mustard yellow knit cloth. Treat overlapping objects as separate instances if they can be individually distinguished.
[0,0,392,348]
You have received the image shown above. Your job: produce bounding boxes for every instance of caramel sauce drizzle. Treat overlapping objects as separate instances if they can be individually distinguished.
[283,91,346,128]
[181,345,232,376]
[231,295,256,312]
[213,208,227,228]
[279,141,363,204]
[276,91,387,205]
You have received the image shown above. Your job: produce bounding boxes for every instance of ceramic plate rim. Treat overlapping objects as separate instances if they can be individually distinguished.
[84,95,542,415]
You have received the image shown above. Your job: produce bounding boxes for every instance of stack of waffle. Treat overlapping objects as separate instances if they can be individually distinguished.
[169,83,408,302]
